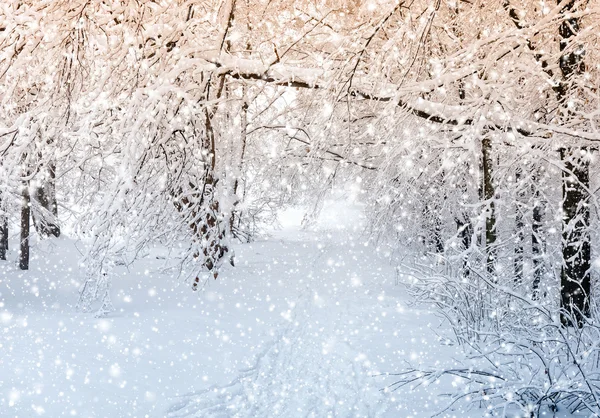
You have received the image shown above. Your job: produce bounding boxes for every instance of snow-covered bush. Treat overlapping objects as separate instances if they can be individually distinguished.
[397,261,600,417]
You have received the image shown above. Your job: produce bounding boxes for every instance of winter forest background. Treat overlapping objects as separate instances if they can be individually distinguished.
[1,0,600,417]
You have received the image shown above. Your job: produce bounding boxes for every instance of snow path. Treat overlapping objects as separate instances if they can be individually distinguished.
[166,225,467,418]
[169,230,392,417]
[0,209,468,417]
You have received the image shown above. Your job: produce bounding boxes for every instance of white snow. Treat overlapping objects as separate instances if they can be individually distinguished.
[1,202,478,417]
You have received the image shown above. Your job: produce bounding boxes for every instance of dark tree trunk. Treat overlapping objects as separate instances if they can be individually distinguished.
[47,161,59,234]
[230,100,248,241]
[482,137,496,276]
[187,88,231,290]
[432,215,444,254]
[0,191,7,261]
[19,180,30,270]
[555,0,589,326]
[514,168,524,285]
[531,185,544,300]
[456,214,472,277]
[32,163,60,238]
[431,164,446,255]
[560,148,590,326]
[424,203,444,254]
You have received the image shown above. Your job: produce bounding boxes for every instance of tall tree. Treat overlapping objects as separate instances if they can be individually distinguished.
[513,166,525,286]
[0,190,7,261]
[482,137,497,276]
[32,161,60,238]
[555,0,590,326]
[531,181,545,300]
[19,173,30,271]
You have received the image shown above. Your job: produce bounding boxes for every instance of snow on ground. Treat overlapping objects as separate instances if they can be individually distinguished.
[1,201,474,417]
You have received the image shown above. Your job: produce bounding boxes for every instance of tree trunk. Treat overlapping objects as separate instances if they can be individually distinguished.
[0,191,7,261]
[230,99,248,241]
[531,186,544,300]
[426,202,444,255]
[482,137,496,276]
[430,164,446,255]
[514,167,524,285]
[560,148,590,325]
[19,180,30,270]
[32,163,60,238]
[456,214,472,277]
[47,161,60,235]
[432,214,444,254]
[555,0,589,326]
[188,88,231,290]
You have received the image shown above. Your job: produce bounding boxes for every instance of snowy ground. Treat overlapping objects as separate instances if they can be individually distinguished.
[1,203,475,417]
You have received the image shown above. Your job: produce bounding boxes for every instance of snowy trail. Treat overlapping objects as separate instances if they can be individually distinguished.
[168,230,393,417]
[0,206,468,417]
[166,225,467,418]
